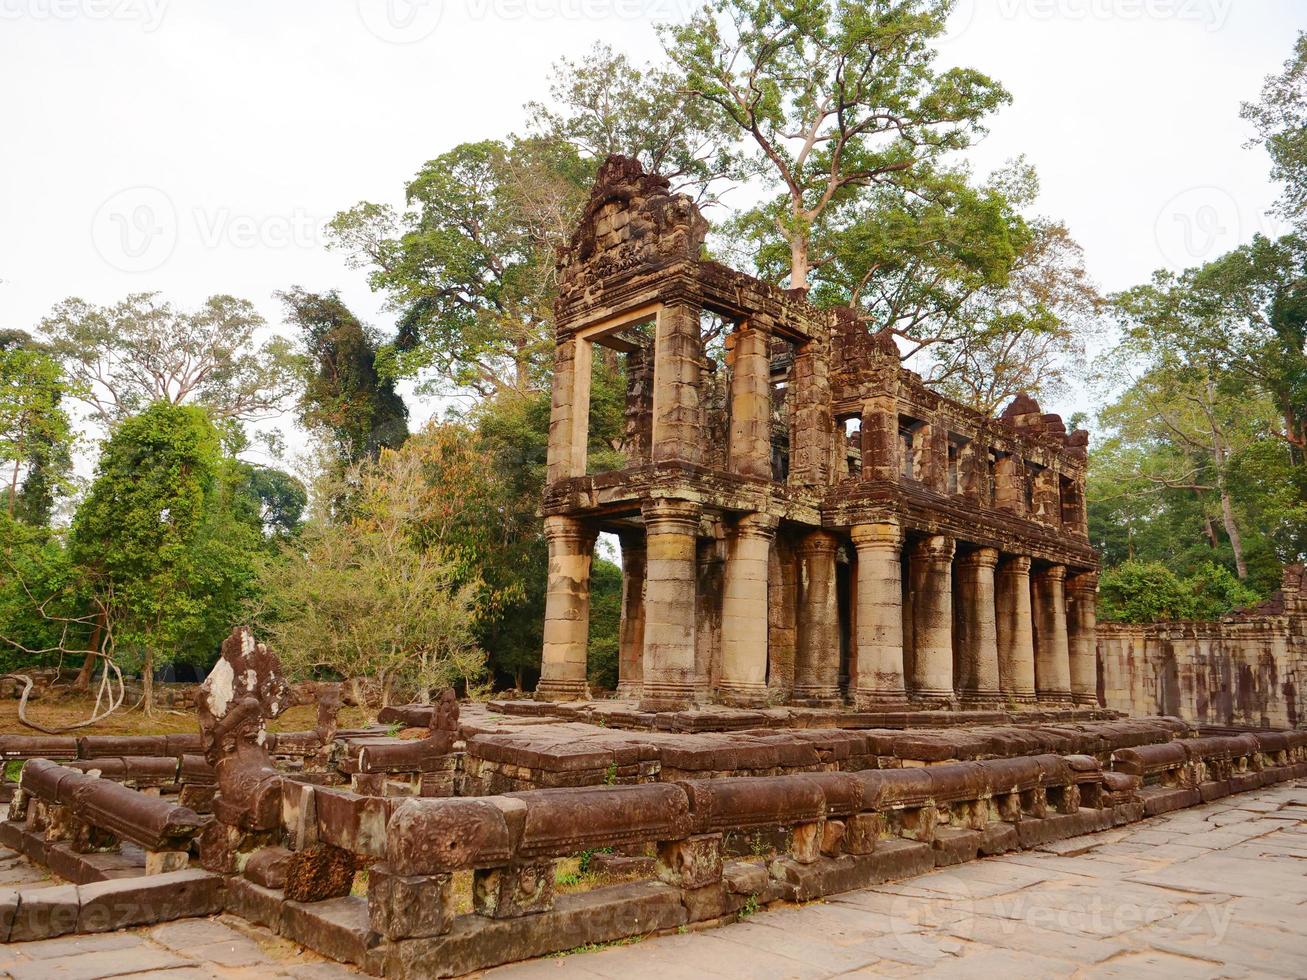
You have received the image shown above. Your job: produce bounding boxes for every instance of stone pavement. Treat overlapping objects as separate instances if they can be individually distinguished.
[4,782,1307,979]
[491,781,1307,980]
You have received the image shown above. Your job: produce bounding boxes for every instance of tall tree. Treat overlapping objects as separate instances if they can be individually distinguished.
[69,403,262,711]
[40,293,297,428]
[280,288,409,468]
[661,0,1010,290]
[327,138,591,397]
[1242,31,1307,231]
[526,42,746,203]
[0,334,73,522]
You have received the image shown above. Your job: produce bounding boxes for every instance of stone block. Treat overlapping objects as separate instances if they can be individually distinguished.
[820,818,846,857]
[473,862,555,918]
[0,887,17,943]
[284,843,356,903]
[656,834,722,889]
[77,868,224,933]
[224,875,285,933]
[244,845,293,889]
[842,812,882,854]
[369,864,454,939]
[931,827,980,867]
[1199,780,1231,803]
[769,839,934,902]
[282,895,378,967]
[1141,786,1201,817]
[722,860,768,896]
[9,883,80,941]
[977,821,1019,856]
[682,881,741,923]
[383,881,686,978]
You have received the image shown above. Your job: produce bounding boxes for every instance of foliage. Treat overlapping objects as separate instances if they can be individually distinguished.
[327,138,592,397]
[526,41,747,202]
[0,514,80,674]
[0,337,74,523]
[1098,559,1260,624]
[1242,31,1307,231]
[280,288,409,469]
[68,403,264,705]
[250,433,487,706]
[661,0,1011,289]
[40,293,297,428]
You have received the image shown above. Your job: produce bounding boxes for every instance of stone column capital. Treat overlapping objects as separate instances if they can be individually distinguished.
[998,555,1033,576]
[850,522,902,551]
[1066,570,1099,595]
[733,512,779,540]
[616,527,647,553]
[642,498,702,534]
[1040,564,1068,583]
[795,529,841,557]
[956,546,999,570]
[543,515,598,549]
[909,534,955,563]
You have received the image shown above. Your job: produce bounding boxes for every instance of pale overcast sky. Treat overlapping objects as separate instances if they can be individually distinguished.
[1,0,1303,445]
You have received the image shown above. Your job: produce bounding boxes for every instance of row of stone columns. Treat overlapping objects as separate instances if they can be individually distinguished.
[538,509,1097,710]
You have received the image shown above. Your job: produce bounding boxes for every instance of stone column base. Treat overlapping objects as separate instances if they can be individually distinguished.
[910,689,956,705]
[959,690,1004,706]
[614,681,642,701]
[716,681,768,708]
[534,680,589,702]
[639,681,697,713]
[790,685,842,707]
[852,691,909,711]
[1070,692,1099,706]
[1037,689,1074,705]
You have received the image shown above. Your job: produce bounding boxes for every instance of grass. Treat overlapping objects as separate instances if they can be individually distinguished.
[0,691,372,737]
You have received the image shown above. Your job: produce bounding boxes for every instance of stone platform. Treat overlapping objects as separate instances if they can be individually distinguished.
[4,782,1305,978]
[488,780,1307,979]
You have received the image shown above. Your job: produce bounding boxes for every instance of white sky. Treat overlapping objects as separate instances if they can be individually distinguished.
[0,0,1302,452]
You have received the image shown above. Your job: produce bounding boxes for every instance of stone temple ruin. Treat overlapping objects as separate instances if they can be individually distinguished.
[0,159,1304,978]
[538,155,1097,712]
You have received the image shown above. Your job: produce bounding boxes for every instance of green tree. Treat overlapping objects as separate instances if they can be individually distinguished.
[586,556,623,692]
[1242,31,1307,230]
[69,403,262,710]
[280,288,409,467]
[661,0,1010,290]
[249,448,486,706]
[40,293,296,429]
[327,138,591,396]
[0,337,73,523]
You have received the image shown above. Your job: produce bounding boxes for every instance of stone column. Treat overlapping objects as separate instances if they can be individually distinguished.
[995,556,1037,702]
[546,338,592,482]
[1066,571,1099,706]
[994,454,1025,515]
[792,531,841,704]
[651,302,703,465]
[728,324,772,480]
[536,516,596,701]
[718,514,778,706]
[955,547,1001,702]
[640,498,702,712]
[909,535,955,701]
[850,523,906,707]
[1033,564,1072,702]
[615,531,646,700]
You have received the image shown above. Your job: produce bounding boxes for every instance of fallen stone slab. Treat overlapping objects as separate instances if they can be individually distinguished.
[77,868,225,933]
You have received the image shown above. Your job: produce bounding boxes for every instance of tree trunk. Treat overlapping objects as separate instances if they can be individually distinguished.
[1219,489,1248,580]
[514,667,523,692]
[74,609,107,693]
[142,650,154,716]
[1202,515,1219,550]
[789,232,810,292]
